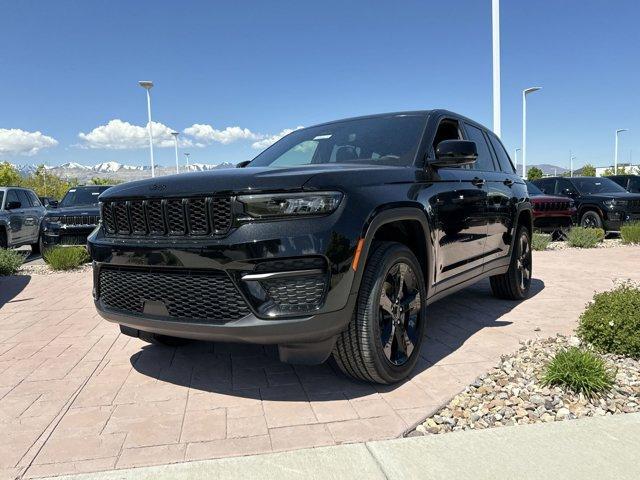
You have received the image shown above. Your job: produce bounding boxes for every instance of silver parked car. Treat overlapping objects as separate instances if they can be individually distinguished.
[0,186,46,251]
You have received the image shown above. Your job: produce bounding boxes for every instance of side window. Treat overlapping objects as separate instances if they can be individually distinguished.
[463,123,496,171]
[557,179,577,196]
[0,191,4,210]
[487,133,515,174]
[27,191,41,207]
[6,189,20,207]
[17,190,33,207]
[432,119,461,151]
[535,179,554,194]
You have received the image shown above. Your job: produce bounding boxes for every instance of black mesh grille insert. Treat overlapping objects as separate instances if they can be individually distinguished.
[261,275,327,313]
[254,257,326,273]
[100,196,232,238]
[98,267,251,323]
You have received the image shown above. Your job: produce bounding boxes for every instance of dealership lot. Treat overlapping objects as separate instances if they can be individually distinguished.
[1,246,639,478]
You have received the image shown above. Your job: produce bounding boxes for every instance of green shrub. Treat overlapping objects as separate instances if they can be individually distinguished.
[621,222,640,244]
[577,283,640,358]
[566,227,605,248]
[0,248,25,275]
[541,347,615,397]
[43,246,90,271]
[532,233,551,251]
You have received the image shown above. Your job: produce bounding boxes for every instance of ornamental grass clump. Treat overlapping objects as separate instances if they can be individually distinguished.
[566,227,605,248]
[577,283,640,358]
[43,246,90,271]
[541,347,615,397]
[620,222,640,244]
[0,248,25,275]
[532,233,551,251]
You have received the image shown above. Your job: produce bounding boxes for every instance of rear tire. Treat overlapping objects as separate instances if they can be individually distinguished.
[490,226,532,300]
[332,241,427,384]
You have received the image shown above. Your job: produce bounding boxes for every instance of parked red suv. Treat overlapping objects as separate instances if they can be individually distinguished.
[526,181,576,237]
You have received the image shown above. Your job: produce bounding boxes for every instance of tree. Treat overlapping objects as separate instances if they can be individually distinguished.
[582,164,596,177]
[603,165,626,176]
[527,166,544,181]
[21,165,78,199]
[0,162,22,186]
[89,177,122,186]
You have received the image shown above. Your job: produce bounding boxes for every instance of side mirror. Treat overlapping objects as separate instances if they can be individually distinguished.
[236,160,251,168]
[49,200,59,208]
[6,201,21,210]
[432,140,478,167]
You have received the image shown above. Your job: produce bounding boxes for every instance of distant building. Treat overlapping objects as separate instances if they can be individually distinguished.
[595,164,640,177]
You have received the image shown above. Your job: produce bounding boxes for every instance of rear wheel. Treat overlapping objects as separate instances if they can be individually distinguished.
[332,241,427,384]
[490,226,532,300]
[580,210,603,229]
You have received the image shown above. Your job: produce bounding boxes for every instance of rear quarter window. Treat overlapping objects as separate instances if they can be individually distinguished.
[487,133,516,174]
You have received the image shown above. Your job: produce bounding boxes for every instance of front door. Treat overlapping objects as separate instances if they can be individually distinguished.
[5,189,26,244]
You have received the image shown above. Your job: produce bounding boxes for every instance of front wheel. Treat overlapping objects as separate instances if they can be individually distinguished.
[332,242,427,384]
[580,210,603,229]
[490,226,532,300]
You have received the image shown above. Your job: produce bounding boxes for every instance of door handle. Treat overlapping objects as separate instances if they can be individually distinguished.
[503,178,514,186]
[471,177,486,187]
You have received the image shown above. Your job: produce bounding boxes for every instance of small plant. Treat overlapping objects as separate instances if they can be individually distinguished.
[541,347,615,397]
[621,222,640,244]
[532,232,551,251]
[577,283,640,358]
[566,227,605,248]
[43,246,90,271]
[0,248,25,275]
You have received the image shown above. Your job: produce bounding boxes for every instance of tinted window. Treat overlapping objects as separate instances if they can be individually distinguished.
[488,133,515,173]
[557,179,578,196]
[17,190,32,207]
[6,190,20,207]
[571,178,627,194]
[525,181,543,195]
[60,186,111,207]
[0,191,4,209]
[533,178,556,195]
[27,191,41,207]
[250,114,427,168]
[463,124,496,171]
[627,177,640,193]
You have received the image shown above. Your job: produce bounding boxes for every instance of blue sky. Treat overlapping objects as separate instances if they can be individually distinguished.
[0,0,638,169]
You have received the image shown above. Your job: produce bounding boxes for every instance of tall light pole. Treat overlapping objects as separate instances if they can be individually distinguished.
[514,148,521,171]
[171,131,180,174]
[492,0,501,137]
[138,81,155,178]
[184,152,190,172]
[614,128,628,175]
[522,86,542,178]
[569,150,576,177]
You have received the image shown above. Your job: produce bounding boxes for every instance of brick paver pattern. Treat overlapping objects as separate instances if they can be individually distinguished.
[1,247,639,478]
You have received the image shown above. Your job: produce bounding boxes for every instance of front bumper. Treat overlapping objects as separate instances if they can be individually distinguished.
[603,209,640,232]
[88,210,362,351]
[42,224,97,247]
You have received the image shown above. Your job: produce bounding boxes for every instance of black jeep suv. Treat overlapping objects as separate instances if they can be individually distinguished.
[532,176,640,233]
[41,185,112,250]
[89,110,532,384]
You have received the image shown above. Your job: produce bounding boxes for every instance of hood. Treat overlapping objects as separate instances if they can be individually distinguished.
[580,192,640,201]
[100,164,418,200]
[530,194,573,203]
[46,205,101,216]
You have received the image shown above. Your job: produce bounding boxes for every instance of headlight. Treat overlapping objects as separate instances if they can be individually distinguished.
[237,192,343,219]
[44,216,61,223]
[604,199,627,208]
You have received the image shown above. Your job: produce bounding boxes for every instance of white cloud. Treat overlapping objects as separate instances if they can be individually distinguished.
[78,119,192,150]
[251,126,304,150]
[183,124,260,145]
[0,128,58,156]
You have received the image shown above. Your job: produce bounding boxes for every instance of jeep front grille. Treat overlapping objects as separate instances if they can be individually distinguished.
[101,196,232,238]
[98,267,251,323]
[533,201,571,212]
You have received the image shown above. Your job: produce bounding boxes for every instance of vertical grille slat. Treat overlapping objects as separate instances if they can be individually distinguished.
[101,195,232,238]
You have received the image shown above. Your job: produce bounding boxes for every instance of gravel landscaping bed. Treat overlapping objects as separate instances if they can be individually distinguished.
[17,263,92,275]
[413,335,639,435]
[547,238,624,250]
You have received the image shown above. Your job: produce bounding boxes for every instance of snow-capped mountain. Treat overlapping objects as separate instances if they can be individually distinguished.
[7,160,237,182]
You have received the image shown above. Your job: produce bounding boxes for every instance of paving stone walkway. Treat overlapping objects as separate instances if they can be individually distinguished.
[1,246,639,479]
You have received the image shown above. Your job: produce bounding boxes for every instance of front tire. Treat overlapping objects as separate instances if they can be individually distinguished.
[580,210,603,230]
[332,242,427,384]
[490,226,532,300]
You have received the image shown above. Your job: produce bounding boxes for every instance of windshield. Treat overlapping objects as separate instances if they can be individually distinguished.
[526,181,543,195]
[249,114,427,168]
[571,178,627,194]
[60,186,111,207]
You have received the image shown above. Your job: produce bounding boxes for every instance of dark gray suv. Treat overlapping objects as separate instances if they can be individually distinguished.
[0,187,46,251]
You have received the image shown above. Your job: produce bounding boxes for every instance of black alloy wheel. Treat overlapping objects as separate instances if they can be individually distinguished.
[580,211,603,229]
[490,226,533,300]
